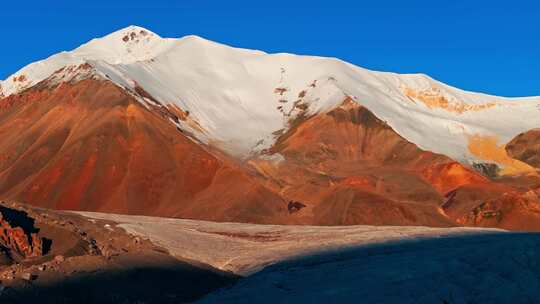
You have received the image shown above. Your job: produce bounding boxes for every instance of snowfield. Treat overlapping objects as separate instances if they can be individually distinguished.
[1,25,539,168]
[77,211,503,275]
[76,212,540,304]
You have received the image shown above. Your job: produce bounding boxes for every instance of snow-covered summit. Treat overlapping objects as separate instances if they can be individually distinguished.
[1,26,539,171]
[74,25,174,64]
[0,26,168,97]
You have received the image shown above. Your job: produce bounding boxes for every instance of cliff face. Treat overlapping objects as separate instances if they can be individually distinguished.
[0,206,44,261]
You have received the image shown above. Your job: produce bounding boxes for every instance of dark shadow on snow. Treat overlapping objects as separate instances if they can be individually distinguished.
[4,231,540,304]
[199,231,540,304]
[0,260,239,304]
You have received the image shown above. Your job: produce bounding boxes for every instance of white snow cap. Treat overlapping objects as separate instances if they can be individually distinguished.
[74,25,176,64]
[1,26,539,170]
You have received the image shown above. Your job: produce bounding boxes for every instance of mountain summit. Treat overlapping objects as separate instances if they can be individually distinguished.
[75,25,168,63]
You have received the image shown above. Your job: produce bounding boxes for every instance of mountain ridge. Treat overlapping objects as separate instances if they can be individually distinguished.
[1,26,539,169]
[3,26,540,98]
[0,26,538,230]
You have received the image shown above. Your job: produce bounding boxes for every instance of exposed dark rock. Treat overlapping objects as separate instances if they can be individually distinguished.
[472,162,500,178]
[288,201,306,214]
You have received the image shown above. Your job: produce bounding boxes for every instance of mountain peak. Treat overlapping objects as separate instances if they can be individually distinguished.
[73,25,169,64]
[102,25,162,42]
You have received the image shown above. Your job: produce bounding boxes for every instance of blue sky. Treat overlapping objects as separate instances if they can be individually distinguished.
[1,1,538,97]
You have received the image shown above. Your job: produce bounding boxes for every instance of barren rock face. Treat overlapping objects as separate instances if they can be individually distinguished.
[0,79,287,224]
[506,129,540,169]
[248,98,540,230]
[0,206,45,260]
[251,98,489,227]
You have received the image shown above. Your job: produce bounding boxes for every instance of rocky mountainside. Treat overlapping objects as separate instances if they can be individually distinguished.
[0,26,539,230]
[0,201,236,303]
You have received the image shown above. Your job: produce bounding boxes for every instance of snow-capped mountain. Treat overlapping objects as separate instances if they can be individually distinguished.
[2,26,539,170]
[0,26,539,230]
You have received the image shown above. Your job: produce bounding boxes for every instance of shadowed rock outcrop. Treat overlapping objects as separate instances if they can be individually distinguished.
[0,201,237,304]
[0,206,45,260]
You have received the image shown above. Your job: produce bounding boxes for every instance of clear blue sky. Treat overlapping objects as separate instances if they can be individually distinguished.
[1,1,538,97]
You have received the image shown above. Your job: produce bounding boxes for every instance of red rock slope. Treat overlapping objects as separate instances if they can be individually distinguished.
[0,75,539,230]
[0,78,287,224]
[250,98,540,229]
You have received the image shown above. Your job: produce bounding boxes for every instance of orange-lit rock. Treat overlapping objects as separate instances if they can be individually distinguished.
[467,134,536,175]
[251,98,475,226]
[0,79,287,223]
[421,162,487,194]
[0,206,44,259]
[403,87,496,113]
[506,129,540,169]
[443,182,540,231]
[250,97,540,230]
